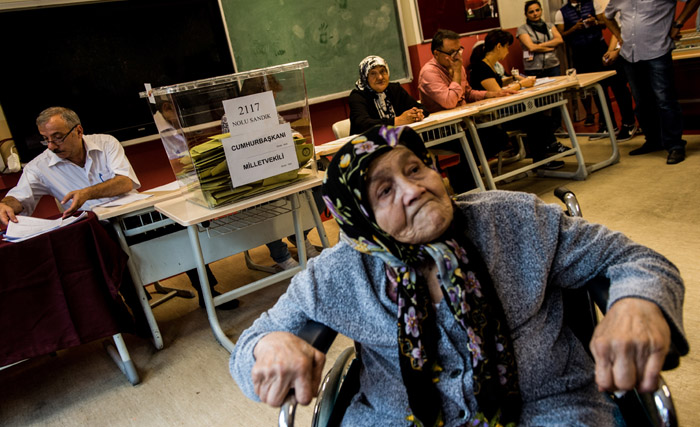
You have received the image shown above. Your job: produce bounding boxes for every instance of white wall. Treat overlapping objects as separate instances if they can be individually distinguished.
[400,0,552,45]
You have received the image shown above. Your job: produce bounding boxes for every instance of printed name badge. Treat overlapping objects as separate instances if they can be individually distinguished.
[222,122,298,187]
[222,91,278,135]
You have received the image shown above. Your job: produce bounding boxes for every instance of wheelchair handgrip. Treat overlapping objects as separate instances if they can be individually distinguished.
[554,186,582,218]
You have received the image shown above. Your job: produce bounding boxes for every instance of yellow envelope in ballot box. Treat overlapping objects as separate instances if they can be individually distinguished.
[186,133,314,207]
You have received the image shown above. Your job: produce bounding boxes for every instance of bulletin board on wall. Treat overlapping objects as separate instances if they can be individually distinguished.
[415,0,501,41]
[220,0,411,104]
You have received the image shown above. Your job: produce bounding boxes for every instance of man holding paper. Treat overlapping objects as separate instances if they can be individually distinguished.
[0,106,139,225]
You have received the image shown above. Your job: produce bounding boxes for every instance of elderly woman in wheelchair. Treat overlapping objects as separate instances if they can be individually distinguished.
[230,125,687,426]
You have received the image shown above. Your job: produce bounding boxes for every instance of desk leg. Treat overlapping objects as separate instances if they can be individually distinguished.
[464,119,494,191]
[303,189,330,248]
[103,333,140,385]
[110,221,164,350]
[588,83,620,172]
[540,104,588,181]
[291,193,307,269]
[186,224,235,353]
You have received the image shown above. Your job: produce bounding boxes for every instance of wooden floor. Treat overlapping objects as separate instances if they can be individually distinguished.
[1,133,698,426]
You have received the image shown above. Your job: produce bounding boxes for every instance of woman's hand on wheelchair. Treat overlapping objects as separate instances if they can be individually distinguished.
[252,331,326,406]
[589,297,671,393]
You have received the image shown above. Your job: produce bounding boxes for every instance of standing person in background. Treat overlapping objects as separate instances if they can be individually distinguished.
[604,0,700,164]
[516,0,563,79]
[348,55,429,135]
[555,0,637,141]
[517,0,564,131]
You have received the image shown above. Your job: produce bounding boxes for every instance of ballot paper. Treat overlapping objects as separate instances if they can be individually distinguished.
[99,192,153,208]
[534,77,556,86]
[3,212,88,243]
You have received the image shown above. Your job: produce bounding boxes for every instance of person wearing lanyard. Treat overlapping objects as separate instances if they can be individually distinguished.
[516,1,564,132]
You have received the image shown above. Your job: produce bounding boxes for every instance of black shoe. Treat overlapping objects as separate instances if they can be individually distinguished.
[546,141,575,157]
[198,289,240,310]
[629,143,664,156]
[583,114,595,126]
[667,149,686,165]
[616,124,637,142]
[537,160,565,170]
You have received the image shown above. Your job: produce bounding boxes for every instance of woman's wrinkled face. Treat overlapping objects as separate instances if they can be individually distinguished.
[526,4,542,21]
[366,146,453,244]
[367,65,390,93]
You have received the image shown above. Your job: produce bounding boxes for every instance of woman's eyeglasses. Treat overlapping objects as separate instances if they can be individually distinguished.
[40,124,78,146]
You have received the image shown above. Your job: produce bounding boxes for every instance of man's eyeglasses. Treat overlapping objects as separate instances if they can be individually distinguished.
[436,46,464,59]
[40,124,78,146]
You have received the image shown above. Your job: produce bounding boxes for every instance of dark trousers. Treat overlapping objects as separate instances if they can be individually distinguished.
[622,52,685,151]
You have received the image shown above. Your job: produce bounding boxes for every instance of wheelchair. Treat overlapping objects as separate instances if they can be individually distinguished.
[279,187,679,427]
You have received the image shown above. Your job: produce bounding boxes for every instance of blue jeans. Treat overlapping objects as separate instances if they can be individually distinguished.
[622,52,685,151]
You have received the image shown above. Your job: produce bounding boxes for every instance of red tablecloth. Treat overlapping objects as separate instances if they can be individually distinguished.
[0,212,134,366]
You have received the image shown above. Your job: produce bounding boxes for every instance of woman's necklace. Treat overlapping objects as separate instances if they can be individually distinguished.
[483,54,498,72]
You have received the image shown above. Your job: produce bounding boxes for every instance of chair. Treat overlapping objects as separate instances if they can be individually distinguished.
[331,119,351,139]
[279,187,679,427]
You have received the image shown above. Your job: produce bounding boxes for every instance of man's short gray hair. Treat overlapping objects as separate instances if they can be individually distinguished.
[36,106,81,128]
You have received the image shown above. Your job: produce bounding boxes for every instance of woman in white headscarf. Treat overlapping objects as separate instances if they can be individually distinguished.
[348,55,429,135]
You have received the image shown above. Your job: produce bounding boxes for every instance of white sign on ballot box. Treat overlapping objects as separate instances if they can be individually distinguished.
[222,122,298,187]
[223,91,278,134]
[221,90,297,187]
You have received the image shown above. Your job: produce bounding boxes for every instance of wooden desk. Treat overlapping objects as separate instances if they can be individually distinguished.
[673,48,700,61]
[0,212,139,384]
[155,175,329,352]
[674,30,700,60]
[464,76,587,190]
[315,75,619,193]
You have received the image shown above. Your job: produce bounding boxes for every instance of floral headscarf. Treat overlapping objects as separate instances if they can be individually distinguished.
[321,125,521,427]
[355,55,396,120]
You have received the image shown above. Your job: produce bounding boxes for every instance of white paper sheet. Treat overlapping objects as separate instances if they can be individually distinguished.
[147,181,180,192]
[3,212,88,243]
[99,193,153,208]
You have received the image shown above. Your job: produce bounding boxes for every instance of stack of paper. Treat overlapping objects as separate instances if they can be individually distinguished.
[3,212,88,243]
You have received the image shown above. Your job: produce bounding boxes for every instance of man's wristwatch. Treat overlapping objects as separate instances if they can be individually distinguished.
[673,21,683,29]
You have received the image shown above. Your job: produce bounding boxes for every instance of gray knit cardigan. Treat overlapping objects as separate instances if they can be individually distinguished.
[230,190,686,426]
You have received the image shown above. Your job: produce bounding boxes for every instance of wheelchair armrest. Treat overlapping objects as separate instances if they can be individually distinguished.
[586,278,680,371]
[297,321,338,354]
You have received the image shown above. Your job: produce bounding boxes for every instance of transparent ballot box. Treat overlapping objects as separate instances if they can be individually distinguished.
[139,61,317,208]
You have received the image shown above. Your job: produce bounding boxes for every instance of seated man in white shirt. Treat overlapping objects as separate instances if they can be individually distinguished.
[0,106,240,310]
[0,106,139,224]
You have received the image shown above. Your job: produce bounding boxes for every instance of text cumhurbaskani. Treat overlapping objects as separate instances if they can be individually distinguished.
[230,130,287,152]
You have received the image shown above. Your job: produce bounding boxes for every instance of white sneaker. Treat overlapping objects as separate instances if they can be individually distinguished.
[276,257,299,271]
[304,239,321,258]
